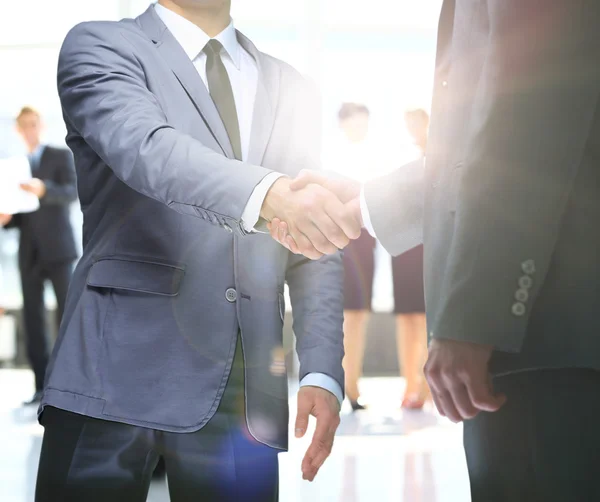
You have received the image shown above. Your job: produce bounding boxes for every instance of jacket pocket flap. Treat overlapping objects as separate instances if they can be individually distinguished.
[87,257,185,296]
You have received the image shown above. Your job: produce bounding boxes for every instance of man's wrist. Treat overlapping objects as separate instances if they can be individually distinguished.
[260,177,290,221]
[241,173,285,233]
[300,373,344,407]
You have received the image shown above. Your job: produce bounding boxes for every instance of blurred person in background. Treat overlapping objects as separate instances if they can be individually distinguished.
[34,1,352,501]
[0,106,77,406]
[329,103,376,411]
[392,109,431,410]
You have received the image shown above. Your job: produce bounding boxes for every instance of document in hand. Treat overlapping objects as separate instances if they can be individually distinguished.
[0,156,40,214]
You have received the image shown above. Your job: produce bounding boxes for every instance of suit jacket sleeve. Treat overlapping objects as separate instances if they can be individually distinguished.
[430,0,600,352]
[283,73,345,392]
[363,158,425,257]
[40,148,78,206]
[57,22,272,235]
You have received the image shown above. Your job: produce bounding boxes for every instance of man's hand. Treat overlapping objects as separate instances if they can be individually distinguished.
[20,178,46,199]
[268,196,362,255]
[0,214,13,226]
[290,170,361,203]
[261,177,361,260]
[424,338,507,423]
[295,386,341,482]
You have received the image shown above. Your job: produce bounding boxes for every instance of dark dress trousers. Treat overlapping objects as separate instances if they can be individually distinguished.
[4,145,77,391]
[364,1,600,500]
[36,338,279,502]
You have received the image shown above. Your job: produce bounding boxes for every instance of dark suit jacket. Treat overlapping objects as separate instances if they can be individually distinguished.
[6,146,78,267]
[365,0,600,375]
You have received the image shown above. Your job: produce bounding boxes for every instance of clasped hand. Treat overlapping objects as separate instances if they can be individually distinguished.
[261,171,362,259]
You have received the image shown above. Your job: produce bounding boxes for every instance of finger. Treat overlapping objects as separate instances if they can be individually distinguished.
[465,373,507,413]
[19,183,33,192]
[277,221,288,244]
[285,235,301,255]
[307,211,350,250]
[295,393,313,438]
[447,383,479,421]
[296,220,338,256]
[438,371,470,423]
[436,390,462,423]
[302,414,336,481]
[268,218,283,243]
[290,229,324,260]
[278,222,300,254]
[426,368,460,422]
[323,198,362,241]
[290,170,327,191]
[430,390,446,417]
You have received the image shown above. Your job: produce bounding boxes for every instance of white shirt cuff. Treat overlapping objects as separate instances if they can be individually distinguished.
[241,172,286,232]
[300,373,344,406]
[360,185,377,238]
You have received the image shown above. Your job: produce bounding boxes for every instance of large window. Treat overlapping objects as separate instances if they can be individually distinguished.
[0,0,441,309]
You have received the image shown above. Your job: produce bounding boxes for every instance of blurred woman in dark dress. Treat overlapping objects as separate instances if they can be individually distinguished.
[393,109,432,410]
[330,103,377,411]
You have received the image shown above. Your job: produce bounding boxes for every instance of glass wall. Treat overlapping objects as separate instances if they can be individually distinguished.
[0,0,441,309]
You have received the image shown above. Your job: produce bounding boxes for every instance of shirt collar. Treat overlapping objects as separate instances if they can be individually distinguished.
[154,3,241,69]
[30,144,45,161]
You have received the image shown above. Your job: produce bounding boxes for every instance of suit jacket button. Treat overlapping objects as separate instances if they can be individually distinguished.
[512,302,526,317]
[225,288,237,303]
[518,275,533,289]
[521,260,536,275]
[515,289,529,302]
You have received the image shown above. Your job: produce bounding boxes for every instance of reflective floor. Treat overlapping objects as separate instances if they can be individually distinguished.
[0,369,470,502]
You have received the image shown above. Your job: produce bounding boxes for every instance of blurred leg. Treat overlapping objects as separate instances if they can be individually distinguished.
[413,313,432,402]
[20,267,48,392]
[47,261,73,333]
[396,314,422,398]
[343,310,369,402]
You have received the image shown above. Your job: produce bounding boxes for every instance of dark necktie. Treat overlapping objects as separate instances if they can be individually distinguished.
[204,39,242,160]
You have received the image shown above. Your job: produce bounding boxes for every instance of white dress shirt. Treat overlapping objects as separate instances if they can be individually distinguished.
[155,4,342,405]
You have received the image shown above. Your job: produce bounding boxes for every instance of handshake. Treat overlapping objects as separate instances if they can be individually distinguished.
[260,170,363,259]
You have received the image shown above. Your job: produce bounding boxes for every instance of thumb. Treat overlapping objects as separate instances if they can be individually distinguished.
[295,392,313,438]
[290,170,323,191]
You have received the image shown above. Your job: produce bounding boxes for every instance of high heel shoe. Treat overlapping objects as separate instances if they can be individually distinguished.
[350,399,367,412]
[401,394,425,410]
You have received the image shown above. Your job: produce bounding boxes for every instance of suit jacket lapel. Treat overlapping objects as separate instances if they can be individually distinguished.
[237,32,279,166]
[137,6,234,159]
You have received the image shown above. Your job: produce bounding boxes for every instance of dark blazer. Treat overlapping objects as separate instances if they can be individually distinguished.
[6,145,78,266]
[365,0,600,375]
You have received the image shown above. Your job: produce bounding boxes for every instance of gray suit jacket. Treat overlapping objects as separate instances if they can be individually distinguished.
[365,0,600,375]
[41,6,344,450]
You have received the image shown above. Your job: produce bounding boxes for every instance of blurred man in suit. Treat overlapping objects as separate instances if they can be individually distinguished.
[270,0,600,500]
[0,107,77,405]
[34,1,354,501]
